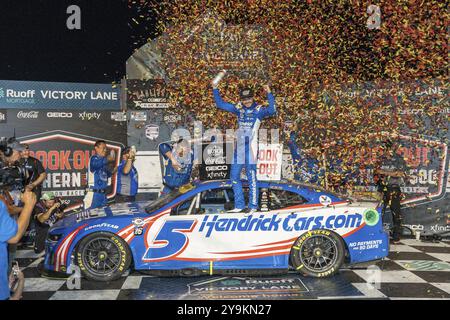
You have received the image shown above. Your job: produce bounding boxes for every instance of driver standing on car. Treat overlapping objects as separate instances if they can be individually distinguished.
[212,74,276,214]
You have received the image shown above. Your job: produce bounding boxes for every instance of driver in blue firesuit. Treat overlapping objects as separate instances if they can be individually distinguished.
[212,81,276,214]
[159,139,195,196]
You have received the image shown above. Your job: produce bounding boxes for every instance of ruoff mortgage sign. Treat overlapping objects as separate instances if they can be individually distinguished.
[0,80,120,109]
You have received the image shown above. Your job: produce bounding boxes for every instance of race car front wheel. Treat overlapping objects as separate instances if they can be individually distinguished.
[76,232,132,282]
[290,229,345,278]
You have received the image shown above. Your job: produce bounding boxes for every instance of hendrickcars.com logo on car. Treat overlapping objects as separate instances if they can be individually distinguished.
[198,213,363,237]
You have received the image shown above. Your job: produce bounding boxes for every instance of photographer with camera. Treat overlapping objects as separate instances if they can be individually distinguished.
[33,192,66,254]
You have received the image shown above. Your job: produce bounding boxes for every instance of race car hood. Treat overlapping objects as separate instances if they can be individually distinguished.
[76,201,150,221]
[53,201,153,229]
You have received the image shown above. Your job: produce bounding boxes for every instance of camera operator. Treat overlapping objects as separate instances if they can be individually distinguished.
[375,138,409,244]
[0,191,36,300]
[33,192,66,254]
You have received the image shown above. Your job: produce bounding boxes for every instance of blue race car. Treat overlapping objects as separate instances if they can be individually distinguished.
[42,180,389,281]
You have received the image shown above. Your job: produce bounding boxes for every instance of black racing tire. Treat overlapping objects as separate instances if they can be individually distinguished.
[76,232,132,282]
[290,229,345,278]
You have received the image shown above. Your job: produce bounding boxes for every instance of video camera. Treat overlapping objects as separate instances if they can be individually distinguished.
[0,138,28,190]
[55,198,68,212]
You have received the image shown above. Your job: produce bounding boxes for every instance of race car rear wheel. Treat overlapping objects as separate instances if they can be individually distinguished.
[290,229,345,278]
[76,232,131,282]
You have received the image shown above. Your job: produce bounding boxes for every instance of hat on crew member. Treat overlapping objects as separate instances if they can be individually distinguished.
[41,191,56,201]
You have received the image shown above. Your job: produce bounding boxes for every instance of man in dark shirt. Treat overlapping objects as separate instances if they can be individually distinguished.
[375,139,409,244]
[19,143,46,201]
[33,192,65,254]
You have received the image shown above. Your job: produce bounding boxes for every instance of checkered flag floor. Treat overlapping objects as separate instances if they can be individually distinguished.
[15,238,450,300]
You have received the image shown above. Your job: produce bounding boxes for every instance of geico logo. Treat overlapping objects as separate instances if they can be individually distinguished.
[206,166,228,171]
[47,112,73,118]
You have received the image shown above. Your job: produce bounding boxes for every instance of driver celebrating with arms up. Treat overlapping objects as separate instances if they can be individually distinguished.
[212,70,276,214]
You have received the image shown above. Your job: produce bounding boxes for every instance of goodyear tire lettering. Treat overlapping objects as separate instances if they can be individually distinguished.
[290,229,345,278]
[75,232,132,282]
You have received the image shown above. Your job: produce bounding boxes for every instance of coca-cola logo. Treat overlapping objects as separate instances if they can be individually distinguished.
[17,111,39,119]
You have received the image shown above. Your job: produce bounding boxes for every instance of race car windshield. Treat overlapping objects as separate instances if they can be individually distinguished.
[144,189,182,213]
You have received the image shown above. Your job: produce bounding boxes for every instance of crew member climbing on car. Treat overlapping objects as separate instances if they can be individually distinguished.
[159,139,195,196]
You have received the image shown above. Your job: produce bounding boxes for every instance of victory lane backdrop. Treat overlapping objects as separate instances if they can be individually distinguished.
[0,80,126,211]
[1,111,126,211]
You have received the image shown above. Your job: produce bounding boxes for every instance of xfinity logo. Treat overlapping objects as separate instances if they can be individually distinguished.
[17,111,39,119]
[79,112,101,120]
[47,112,73,118]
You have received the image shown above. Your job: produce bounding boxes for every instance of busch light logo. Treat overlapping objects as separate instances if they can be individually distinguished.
[17,111,39,119]
[145,124,159,140]
[198,213,363,237]
[206,144,223,157]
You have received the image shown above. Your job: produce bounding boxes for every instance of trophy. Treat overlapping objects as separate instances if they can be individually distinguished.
[212,69,227,87]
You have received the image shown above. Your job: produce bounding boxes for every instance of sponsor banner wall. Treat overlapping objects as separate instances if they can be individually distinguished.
[301,79,449,235]
[199,142,233,181]
[127,79,170,109]
[0,80,120,110]
[0,108,126,212]
[257,144,283,181]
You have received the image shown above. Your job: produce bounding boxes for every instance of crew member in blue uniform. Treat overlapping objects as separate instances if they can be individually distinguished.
[212,83,276,213]
[159,139,194,196]
[116,146,139,202]
[86,140,116,209]
[287,130,322,184]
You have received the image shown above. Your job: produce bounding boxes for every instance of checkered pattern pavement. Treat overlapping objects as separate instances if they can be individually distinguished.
[13,238,450,300]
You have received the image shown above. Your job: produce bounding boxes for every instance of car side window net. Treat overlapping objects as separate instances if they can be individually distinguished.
[268,189,308,210]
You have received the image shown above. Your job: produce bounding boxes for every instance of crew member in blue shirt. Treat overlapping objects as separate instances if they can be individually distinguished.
[87,140,116,209]
[212,82,276,213]
[116,146,139,202]
[159,139,194,196]
[0,190,36,300]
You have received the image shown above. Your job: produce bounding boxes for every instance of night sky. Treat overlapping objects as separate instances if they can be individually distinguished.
[0,0,157,84]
